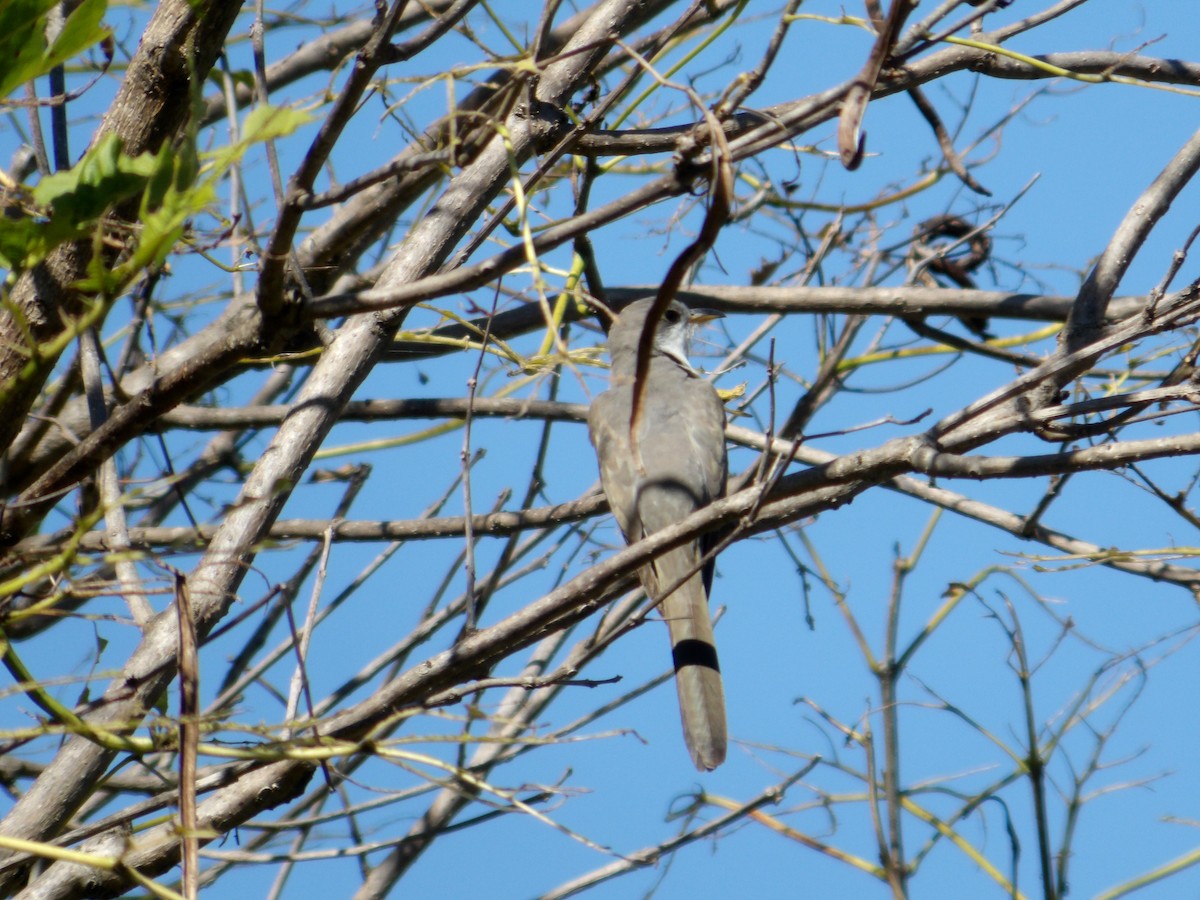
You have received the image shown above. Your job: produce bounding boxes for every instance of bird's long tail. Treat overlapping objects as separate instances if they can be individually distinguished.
[658,548,727,771]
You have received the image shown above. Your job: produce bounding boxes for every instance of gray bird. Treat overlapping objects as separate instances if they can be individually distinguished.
[588,298,728,771]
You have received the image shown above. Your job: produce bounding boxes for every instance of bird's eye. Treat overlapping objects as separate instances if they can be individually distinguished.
[663,307,682,324]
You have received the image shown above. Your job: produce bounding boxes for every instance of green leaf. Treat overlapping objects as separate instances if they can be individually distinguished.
[0,217,46,274]
[205,104,315,171]
[0,135,164,271]
[142,143,178,212]
[0,0,57,98]
[0,0,110,99]
[241,104,314,143]
[44,0,109,70]
[34,133,157,221]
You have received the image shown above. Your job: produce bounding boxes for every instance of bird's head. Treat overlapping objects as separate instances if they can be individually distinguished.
[608,298,722,376]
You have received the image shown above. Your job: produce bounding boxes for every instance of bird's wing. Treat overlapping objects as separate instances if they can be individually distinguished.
[587,386,641,544]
